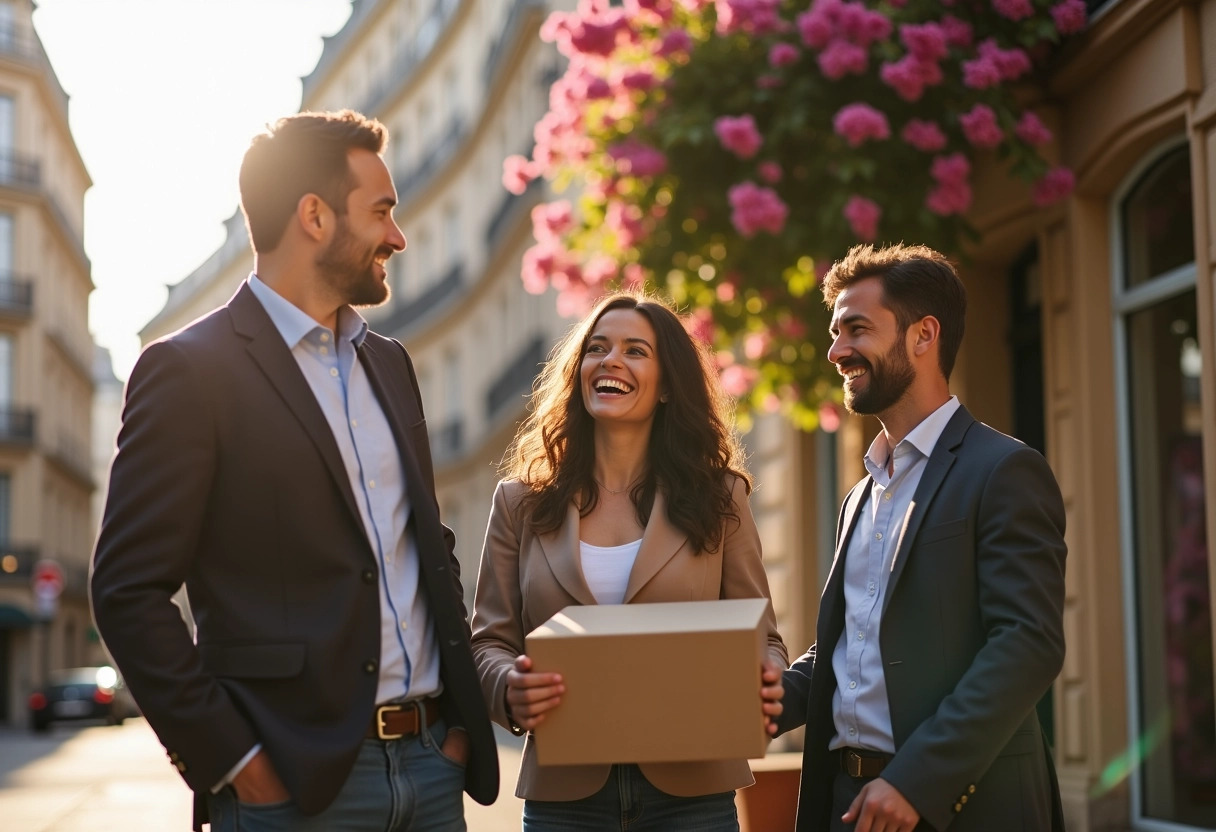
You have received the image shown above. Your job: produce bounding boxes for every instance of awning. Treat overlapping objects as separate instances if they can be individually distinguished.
[0,604,34,629]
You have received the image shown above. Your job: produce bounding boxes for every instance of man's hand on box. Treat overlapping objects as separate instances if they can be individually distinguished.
[505,654,565,731]
[760,660,784,736]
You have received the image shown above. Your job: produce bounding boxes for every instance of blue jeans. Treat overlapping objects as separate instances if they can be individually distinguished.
[206,718,466,832]
[522,764,738,832]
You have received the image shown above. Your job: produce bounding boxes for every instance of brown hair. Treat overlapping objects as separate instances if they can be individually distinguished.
[821,243,967,380]
[501,293,750,555]
[238,110,387,254]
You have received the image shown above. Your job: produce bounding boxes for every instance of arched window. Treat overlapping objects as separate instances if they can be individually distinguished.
[1115,142,1214,829]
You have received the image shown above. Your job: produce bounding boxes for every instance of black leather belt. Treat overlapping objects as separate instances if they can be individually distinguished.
[840,747,893,778]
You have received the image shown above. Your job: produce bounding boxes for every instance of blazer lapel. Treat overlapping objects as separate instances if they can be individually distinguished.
[882,406,974,613]
[622,490,688,602]
[228,284,363,525]
[536,502,598,606]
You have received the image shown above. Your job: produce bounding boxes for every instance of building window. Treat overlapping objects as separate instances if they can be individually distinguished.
[1116,143,1215,829]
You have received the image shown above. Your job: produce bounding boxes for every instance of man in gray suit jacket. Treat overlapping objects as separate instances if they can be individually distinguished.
[776,243,1066,831]
[92,110,497,831]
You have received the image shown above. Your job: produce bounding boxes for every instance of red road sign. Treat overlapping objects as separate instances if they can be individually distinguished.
[31,560,64,600]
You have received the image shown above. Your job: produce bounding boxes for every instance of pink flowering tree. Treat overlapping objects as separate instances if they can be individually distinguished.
[505,0,1085,428]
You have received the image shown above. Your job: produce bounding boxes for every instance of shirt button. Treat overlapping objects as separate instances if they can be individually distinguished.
[320,333,330,342]
[363,660,378,674]
[330,368,339,377]
[319,346,329,355]
[351,419,358,428]
[368,480,376,489]
[868,582,876,595]
[361,569,375,584]
[883,492,891,501]
[857,631,864,640]
[849,680,857,689]
[849,727,856,736]
[875,532,883,540]
[400,620,408,630]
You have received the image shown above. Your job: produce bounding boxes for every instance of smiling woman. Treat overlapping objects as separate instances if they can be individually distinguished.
[31,0,352,379]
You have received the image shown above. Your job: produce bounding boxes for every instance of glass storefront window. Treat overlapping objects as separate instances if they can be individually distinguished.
[1119,144,1215,828]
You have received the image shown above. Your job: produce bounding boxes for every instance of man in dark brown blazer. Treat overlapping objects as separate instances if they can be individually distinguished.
[91,110,497,831]
[776,243,1067,832]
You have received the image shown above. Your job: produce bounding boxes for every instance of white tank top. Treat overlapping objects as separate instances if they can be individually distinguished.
[579,539,643,605]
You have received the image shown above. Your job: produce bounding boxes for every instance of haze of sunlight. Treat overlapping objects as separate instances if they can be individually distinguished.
[33,0,354,381]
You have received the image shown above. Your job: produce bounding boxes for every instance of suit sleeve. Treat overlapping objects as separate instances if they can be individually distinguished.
[91,340,259,793]
[469,481,527,730]
[719,476,788,669]
[881,446,1067,830]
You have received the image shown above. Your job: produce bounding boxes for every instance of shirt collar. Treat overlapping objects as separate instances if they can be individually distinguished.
[247,274,369,349]
[864,396,962,473]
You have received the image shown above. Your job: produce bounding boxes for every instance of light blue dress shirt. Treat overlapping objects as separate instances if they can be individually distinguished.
[830,396,961,753]
[248,275,440,704]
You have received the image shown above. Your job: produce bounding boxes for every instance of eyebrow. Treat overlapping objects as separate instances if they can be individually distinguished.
[588,334,654,350]
[829,313,871,334]
[371,195,397,210]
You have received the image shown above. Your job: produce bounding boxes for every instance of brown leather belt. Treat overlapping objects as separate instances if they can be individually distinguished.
[366,697,441,741]
[840,748,893,778]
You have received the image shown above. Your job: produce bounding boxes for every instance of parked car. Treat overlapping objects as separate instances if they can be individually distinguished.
[29,666,139,732]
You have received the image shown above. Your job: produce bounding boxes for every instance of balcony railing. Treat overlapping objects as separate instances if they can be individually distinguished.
[430,418,464,466]
[485,175,542,250]
[377,262,465,335]
[486,336,546,421]
[0,25,70,113]
[0,151,41,189]
[360,0,462,115]
[0,275,32,318]
[394,118,466,203]
[0,406,35,446]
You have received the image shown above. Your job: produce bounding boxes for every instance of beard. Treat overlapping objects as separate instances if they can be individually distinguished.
[842,339,916,415]
[315,215,391,308]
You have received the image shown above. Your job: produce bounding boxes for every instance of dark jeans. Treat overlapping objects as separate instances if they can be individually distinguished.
[206,718,466,832]
[523,763,738,832]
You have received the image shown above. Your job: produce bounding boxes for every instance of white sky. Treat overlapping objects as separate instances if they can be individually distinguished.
[33,0,354,380]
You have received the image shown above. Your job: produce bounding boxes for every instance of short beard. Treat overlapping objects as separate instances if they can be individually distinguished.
[843,341,915,415]
[315,215,389,308]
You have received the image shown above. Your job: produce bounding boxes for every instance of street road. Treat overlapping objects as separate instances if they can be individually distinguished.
[0,718,525,831]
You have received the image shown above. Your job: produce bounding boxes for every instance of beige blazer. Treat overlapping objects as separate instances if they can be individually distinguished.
[471,476,788,801]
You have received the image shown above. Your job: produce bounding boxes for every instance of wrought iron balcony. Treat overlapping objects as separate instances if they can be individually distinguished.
[0,151,41,189]
[0,406,35,447]
[377,262,465,335]
[486,336,546,421]
[0,275,32,318]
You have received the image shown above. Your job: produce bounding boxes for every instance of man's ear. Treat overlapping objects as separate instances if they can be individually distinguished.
[910,315,940,358]
[296,193,329,242]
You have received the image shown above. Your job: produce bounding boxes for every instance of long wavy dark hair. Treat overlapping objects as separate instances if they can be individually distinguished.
[501,293,750,554]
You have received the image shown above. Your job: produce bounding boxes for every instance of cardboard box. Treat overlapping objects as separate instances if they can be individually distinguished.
[524,598,770,766]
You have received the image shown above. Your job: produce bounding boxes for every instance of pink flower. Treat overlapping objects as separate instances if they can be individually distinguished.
[541,9,626,58]
[1032,167,1075,206]
[620,69,658,91]
[978,39,1031,80]
[714,114,763,159]
[531,201,573,240]
[728,181,789,237]
[941,15,973,47]
[881,55,936,101]
[744,331,771,360]
[818,39,868,79]
[657,27,693,57]
[584,75,613,99]
[962,56,1001,89]
[625,0,673,23]
[622,263,646,289]
[993,0,1033,21]
[926,153,972,215]
[795,6,833,48]
[959,104,1003,148]
[758,161,783,183]
[715,0,784,35]
[557,283,595,318]
[521,241,566,293]
[720,364,759,397]
[901,119,946,152]
[1051,0,1087,33]
[583,254,618,287]
[606,200,646,247]
[833,103,890,146]
[900,22,947,62]
[757,74,783,89]
[1015,112,1052,145]
[716,282,736,302]
[844,195,881,242]
[607,139,667,176]
[685,307,715,344]
[768,42,800,68]
[502,154,537,195]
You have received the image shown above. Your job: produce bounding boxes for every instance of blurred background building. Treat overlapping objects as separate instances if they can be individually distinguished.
[0,0,97,727]
[135,0,1216,829]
